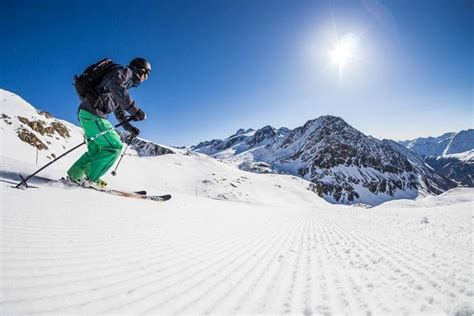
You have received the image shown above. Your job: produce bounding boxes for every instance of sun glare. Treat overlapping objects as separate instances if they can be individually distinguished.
[329,33,360,76]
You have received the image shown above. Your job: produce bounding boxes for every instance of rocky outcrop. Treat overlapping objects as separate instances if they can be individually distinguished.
[262,116,455,204]
[17,116,70,138]
[425,151,474,187]
[37,110,53,119]
[17,127,48,150]
[193,115,456,205]
[1,113,12,125]
[444,129,474,155]
[239,161,275,174]
[400,130,473,158]
[119,132,175,157]
[192,125,289,155]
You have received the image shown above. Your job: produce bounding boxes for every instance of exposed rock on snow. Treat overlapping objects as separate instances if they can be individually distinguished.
[16,127,49,150]
[0,88,173,163]
[0,174,472,315]
[401,131,473,187]
[192,125,287,156]
[0,88,462,206]
[400,129,474,158]
[0,88,473,315]
[193,115,455,205]
[239,161,275,174]
[443,129,474,155]
[118,132,175,156]
[424,150,474,187]
[0,89,84,162]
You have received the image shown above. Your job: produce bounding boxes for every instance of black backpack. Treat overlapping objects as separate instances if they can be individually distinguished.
[73,58,119,107]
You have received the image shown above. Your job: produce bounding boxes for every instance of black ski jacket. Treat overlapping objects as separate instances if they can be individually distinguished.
[78,66,141,128]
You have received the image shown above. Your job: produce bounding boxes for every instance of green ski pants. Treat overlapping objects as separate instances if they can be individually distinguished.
[67,109,123,182]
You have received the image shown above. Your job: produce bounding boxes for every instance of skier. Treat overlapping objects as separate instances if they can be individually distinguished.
[67,57,151,190]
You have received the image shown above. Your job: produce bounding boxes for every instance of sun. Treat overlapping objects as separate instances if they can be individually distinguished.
[329,33,360,75]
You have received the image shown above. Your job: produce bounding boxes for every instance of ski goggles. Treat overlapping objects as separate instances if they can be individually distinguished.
[138,68,151,80]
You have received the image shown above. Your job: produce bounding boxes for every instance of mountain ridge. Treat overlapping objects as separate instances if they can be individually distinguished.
[0,88,460,206]
[400,130,474,187]
[400,130,473,158]
[192,115,456,205]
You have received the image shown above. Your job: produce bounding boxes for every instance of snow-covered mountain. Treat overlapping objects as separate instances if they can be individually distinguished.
[193,126,290,157]
[443,129,474,155]
[2,160,473,315]
[0,88,174,166]
[400,130,474,158]
[0,88,457,206]
[400,130,474,186]
[0,89,85,164]
[117,131,175,157]
[193,116,456,205]
[1,89,473,315]
[0,88,320,205]
[424,150,474,187]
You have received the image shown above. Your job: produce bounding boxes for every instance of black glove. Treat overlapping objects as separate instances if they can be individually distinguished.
[129,126,140,137]
[132,109,146,121]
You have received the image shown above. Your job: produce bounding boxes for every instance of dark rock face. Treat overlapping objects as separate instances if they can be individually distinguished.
[425,154,474,187]
[17,127,48,150]
[193,115,456,205]
[225,135,249,149]
[230,128,254,138]
[400,129,473,158]
[37,110,53,119]
[400,133,455,159]
[400,130,473,186]
[17,116,70,138]
[193,139,225,154]
[247,126,277,147]
[119,132,175,157]
[239,161,275,174]
[1,113,12,125]
[268,117,455,204]
[444,129,474,155]
[192,126,290,155]
[14,115,72,153]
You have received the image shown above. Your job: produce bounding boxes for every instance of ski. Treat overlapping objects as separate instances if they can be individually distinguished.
[102,189,171,202]
[57,181,171,202]
[12,175,171,201]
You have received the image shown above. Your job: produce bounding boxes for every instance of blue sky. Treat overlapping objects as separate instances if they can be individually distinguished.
[1,0,472,146]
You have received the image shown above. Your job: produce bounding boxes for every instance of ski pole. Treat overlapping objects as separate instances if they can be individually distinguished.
[111,135,135,176]
[14,117,133,189]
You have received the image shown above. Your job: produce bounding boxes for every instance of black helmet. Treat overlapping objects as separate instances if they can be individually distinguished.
[129,57,152,79]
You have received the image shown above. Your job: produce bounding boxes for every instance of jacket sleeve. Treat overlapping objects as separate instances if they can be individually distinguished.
[107,67,140,118]
[114,106,134,131]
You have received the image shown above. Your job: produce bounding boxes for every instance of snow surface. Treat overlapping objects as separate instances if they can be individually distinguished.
[441,150,474,163]
[1,89,473,315]
[443,130,474,156]
[0,89,85,166]
[1,162,473,315]
[192,115,455,206]
[401,131,474,159]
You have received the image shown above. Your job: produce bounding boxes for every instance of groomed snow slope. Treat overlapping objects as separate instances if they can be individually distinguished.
[1,176,473,314]
[1,88,473,314]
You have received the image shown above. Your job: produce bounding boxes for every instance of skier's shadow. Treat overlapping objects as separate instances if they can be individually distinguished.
[0,170,22,184]
[0,178,19,186]
[0,170,45,188]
